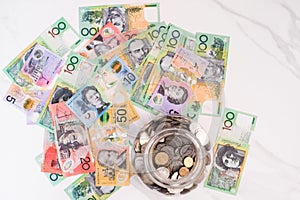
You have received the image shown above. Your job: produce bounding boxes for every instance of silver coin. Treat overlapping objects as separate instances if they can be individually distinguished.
[134,139,141,153]
[180,144,195,158]
[159,145,175,159]
[139,131,150,145]
[180,136,193,146]
[155,143,165,150]
[134,156,145,173]
[157,167,170,179]
[170,160,183,172]
[165,135,183,148]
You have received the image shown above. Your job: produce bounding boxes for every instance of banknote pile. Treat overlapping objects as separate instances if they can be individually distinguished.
[2,2,257,199]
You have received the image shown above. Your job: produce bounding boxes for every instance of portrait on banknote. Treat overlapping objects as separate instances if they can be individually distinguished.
[205,142,247,194]
[148,76,192,115]
[215,144,245,171]
[200,61,224,83]
[208,37,225,60]
[127,38,150,68]
[97,149,127,170]
[95,142,130,186]
[103,7,128,32]
[51,87,73,104]
[56,121,87,159]
[66,85,111,127]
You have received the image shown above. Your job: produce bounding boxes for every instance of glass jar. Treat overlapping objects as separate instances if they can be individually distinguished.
[132,115,211,196]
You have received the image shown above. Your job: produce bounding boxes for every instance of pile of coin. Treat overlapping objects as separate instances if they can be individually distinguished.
[132,115,211,195]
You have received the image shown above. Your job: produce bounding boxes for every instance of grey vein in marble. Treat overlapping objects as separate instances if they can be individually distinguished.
[213,0,300,79]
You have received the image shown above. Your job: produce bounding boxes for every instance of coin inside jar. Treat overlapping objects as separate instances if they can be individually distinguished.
[133,115,210,196]
[179,167,189,177]
[154,152,169,166]
[157,167,170,179]
[183,157,194,168]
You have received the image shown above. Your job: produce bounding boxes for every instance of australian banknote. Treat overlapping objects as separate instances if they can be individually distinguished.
[64,174,120,200]
[139,24,197,108]
[130,24,167,111]
[205,108,257,195]
[3,83,40,114]
[37,53,97,130]
[95,141,130,186]
[49,102,95,177]
[37,80,75,131]
[78,3,160,38]
[100,22,166,76]
[66,83,111,128]
[77,22,126,59]
[3,17,83,90]
[35,154,65,186]
[19,43,64,87]
[194,32,229,84]
[41,130,62,174]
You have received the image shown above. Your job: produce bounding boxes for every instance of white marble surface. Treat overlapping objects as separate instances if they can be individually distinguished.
[0,0,300,199]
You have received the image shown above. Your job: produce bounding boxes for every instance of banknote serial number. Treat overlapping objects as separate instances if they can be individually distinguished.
[222,111,235,131]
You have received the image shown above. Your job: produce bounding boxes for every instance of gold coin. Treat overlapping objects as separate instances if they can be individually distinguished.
[154,152,169,166]
[183,157,194,168]
[179,167,189,177]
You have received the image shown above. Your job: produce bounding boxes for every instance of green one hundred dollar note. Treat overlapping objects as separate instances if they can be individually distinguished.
[140,23,196,108]
[130,24,168,109]
[64,173,120,200]
[79,3,160,39]
[204,108,257,195]
[194,32,229,84]
[35,154,65,186]
[3,17,83,90]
